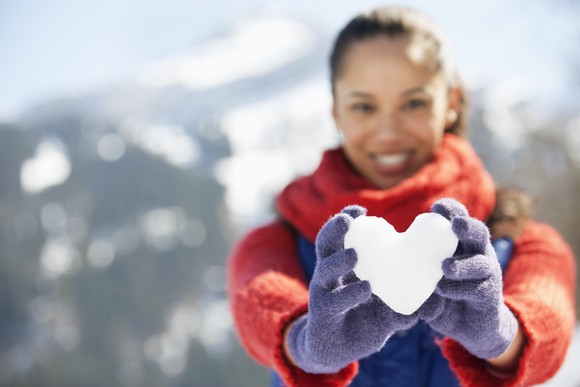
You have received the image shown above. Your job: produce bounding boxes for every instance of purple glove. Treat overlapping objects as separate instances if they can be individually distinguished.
[425,198,518,359]
[287,205,419,374]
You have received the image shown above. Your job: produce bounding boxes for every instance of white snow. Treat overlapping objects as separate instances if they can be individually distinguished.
[481,77,532,151]
[40,238,81,280]
[96,133,126,162]
[565,118,580,168]
[344,213,458,315]
[217,78,338,229]
[20,139,71,194]
[119,121,200,168]
[138,18,316,90]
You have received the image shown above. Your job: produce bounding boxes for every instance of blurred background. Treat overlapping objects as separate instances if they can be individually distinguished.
[0,0,579,386]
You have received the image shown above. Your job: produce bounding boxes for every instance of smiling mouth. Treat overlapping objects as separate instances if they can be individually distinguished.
[372,152,412,174]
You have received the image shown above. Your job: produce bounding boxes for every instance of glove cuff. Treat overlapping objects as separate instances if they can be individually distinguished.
[286,315,346,374]
[470,304,518,359]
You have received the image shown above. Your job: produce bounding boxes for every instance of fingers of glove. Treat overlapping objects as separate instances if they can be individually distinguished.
[313,248,358,289]
[441,254,496,280]
[316,213,351,259]
[435,277,496,305]
[431,198,469,220]
[378,302,420,330]
[451,216,491,255]
[341,205,367,219]
[341,271,360,285]
[324,281,372,316]
[390,315,419,331]
[417,293,445,322]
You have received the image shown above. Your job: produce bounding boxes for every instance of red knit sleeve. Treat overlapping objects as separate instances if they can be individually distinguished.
[440,221,577,387]
[227,220,358,387]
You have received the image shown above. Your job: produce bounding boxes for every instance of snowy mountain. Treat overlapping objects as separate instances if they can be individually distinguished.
[1,11,579,387]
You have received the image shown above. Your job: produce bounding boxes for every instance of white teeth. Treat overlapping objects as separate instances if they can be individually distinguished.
[375,153,408,166]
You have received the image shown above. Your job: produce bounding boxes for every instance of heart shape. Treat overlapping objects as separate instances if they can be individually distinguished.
[344,212,458,315]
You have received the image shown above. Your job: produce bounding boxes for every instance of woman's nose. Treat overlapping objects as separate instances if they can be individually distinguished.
[374,112,401,139]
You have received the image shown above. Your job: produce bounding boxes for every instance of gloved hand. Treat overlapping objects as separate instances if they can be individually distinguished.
[286,205,419,374]
[425,198,518,359]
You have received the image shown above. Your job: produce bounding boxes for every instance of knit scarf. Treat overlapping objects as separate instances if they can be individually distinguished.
[276,134,496,242]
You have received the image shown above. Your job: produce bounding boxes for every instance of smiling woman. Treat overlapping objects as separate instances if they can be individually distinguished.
[332,35,459,189]
[227,5,576,387]
[0,1,578,387]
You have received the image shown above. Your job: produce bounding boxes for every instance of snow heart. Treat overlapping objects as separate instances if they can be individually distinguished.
[344,213,458,315]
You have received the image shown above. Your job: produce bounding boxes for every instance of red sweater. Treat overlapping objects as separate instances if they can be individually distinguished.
[227,135,576,387]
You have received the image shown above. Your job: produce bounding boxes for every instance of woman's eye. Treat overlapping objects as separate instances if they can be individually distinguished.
[351,103,375,113]
[404,99,428,110]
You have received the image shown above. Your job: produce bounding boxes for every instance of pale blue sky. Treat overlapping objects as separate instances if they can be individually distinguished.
[0,0,578,119]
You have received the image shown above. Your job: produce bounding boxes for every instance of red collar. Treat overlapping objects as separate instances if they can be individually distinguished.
[276,134,496,242]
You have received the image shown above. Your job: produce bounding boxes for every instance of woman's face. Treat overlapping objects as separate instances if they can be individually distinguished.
[332,36,458,189]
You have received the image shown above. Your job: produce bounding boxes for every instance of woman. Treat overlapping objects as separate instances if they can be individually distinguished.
[227,6,576,387]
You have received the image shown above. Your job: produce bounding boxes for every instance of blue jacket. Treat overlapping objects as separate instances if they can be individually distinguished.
[271,237,513,387]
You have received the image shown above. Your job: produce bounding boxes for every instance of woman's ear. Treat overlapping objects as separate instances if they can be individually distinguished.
[446,109,458,125]
[445,87,461,128]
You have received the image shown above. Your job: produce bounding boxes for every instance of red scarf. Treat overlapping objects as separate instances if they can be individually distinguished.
[276,134,496,242]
